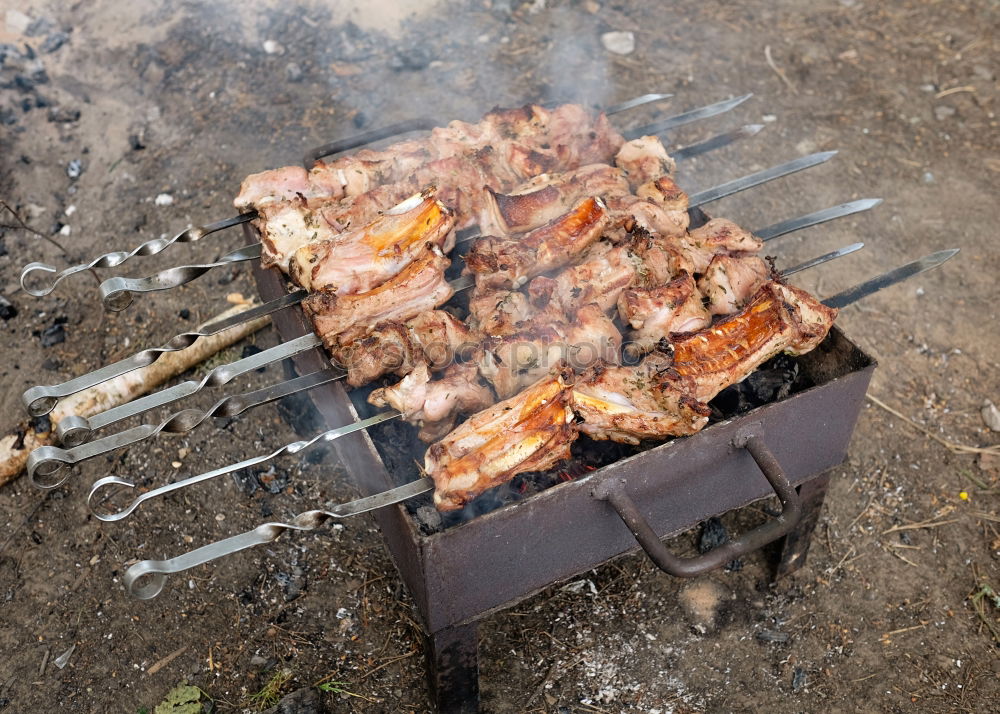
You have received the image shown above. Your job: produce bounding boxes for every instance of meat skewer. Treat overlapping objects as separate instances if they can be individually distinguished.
[24,171,877,422]
[113,248,958,601]
[26,200,872,480]
[19,94,750,299]
[65,239,865,495]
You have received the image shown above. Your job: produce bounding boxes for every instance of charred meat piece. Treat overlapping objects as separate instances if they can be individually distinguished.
[573,358,711,444]
[662,281,838,403]
[288,191,456,294]
[614,136,677,189]
[479,164,630,236]
[368,362,495,442]
[336,310,478,387]
[636,175,689,212]
[618,272,712,355]
[424,365,577,511]
[478,304,621,398]
[698,254,774,316]
[466,197,610,290]
[303,244,453,349]
[235,103,624,210]
[527,241,638,314]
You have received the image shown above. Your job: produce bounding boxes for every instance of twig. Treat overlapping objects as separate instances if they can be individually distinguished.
[146,645,187,676]
[882,623,928,638]
[358,649,417,680]
[935,85,976,98]
[851,673,877,683]
[764,45,798,94]
[968,511,1000,523]
[0,199,68,255]
[866,394,1000,456]
[888,549,919,568]
[882,518,958,536]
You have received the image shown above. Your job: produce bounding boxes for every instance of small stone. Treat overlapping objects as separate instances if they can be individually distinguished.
[584,0,600,12]
[262,39,285,55]
[178,308,190,320]
[5,10,32,35]
[40,31,68,54]
[171,461,182,469]
[66,159,82,179]
[601,31,635,55]
[41,357,61,370]
[154,193,174,206]
[215,513,225,521]
[284,61,302,82]
[0,295,17,321]
[58,224,71,236]
[922,171,935,184]
[934,105,956,121]
[981,401,1000,432]
[915,286,925,297]
[128,132,145,150]
[762,114,778,123]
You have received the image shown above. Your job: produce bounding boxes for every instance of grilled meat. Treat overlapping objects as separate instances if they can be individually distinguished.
[573,357,711,444]
[303,244,453,349]
[336,310,478,387]
[698,254,774,316]
[466,197,610,290]
[368,362,495,442]
[527,240,638,314]
[662,281,838,403]
[235,103,624,210]
[424,365,577,510]
[478,164,631,236]
[287,192,456,293]
[617,272,712,355]
[478,304,621,398]
[683,218,763,273]
[614,136,677,189]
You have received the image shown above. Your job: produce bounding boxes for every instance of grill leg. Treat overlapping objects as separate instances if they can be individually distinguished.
[425,621,480,713]
[773,471,831,579]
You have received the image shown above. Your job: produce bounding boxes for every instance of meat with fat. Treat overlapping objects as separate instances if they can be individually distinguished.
[697,254,774,316]
[466,196,610,290]
[303,244,453,349]
[424,365,577,511]
[288,191,456,293]
[617,272,712,355]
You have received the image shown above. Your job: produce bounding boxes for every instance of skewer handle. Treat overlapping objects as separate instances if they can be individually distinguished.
[100,243,263,312]
[123,477,434,599]
[19,213,254,298]
[88,410,400,522]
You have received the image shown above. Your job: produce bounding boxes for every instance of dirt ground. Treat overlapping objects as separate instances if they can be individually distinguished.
[1,0,999,712]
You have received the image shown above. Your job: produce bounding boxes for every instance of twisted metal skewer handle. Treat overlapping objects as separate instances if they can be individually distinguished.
[55,332,321,447]
[22,289,306,417]
[123,477,434,599]
[20,213,255,297]
[88,410,400,522]
[100,242,263,312]
[28,369,343,485]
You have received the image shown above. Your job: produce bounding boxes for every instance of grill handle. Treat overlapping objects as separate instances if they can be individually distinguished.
[593,436,802,578]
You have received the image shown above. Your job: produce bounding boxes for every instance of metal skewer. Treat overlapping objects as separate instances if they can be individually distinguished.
[19,92,738,299]
[83,240,865,513]
[119,247,960,600]
[27,204,876,481]
[96,123,768,312]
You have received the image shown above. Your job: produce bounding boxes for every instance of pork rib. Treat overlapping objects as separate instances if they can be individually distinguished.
[424,365,577,511]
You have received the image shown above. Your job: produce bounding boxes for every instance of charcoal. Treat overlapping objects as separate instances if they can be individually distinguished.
[66,158,82,179]
[47,106,80,123]
[0,295,17,321]
[699,517,728,553]
[34,321,65,347]
[791,667,807,691]
[241,343,267,371]
[40,32,69,54]
[757,629,790,643]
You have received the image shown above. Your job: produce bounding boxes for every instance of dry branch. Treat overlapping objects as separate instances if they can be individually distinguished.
[0,303,270,486]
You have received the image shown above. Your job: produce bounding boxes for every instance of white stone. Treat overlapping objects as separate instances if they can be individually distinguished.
[154,193,174,206]
[263,39,285,55]
[601,31,635,55]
